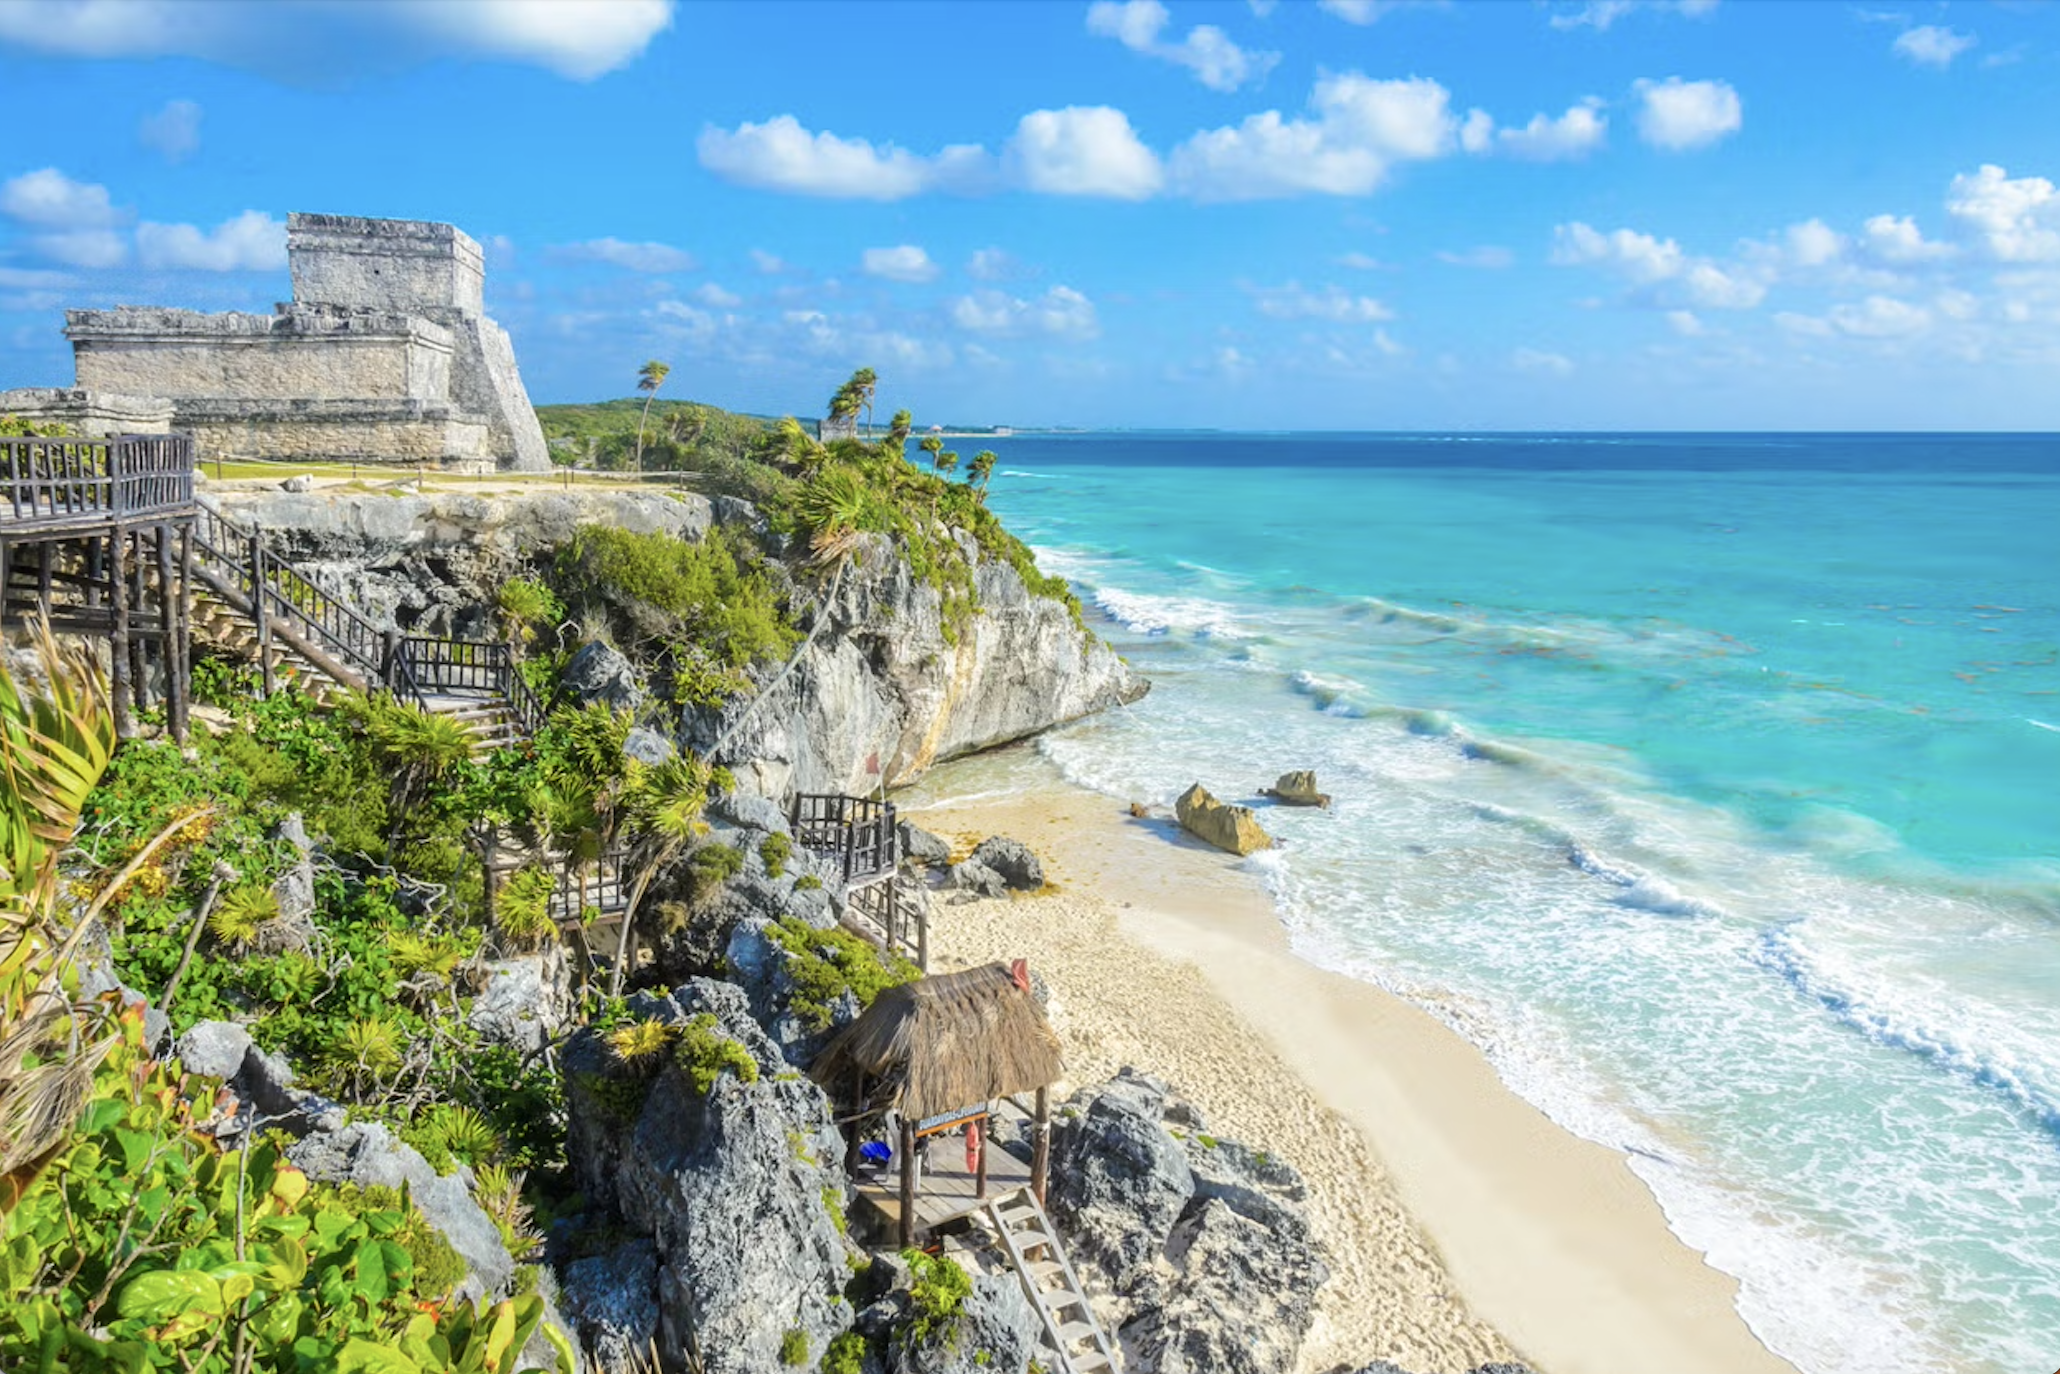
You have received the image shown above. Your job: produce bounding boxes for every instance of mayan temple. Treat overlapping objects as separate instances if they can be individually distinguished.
[52,212,549,472]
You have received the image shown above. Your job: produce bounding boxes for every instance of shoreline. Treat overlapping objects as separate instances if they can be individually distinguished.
[902,755,1801,1374]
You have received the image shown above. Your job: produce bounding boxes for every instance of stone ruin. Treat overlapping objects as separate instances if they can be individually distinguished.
[9,213,549,472]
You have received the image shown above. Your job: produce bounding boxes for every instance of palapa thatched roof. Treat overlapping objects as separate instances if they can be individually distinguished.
[810,962,1063,1122]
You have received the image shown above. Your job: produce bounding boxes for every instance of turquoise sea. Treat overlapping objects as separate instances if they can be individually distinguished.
[969,433,2059,1374]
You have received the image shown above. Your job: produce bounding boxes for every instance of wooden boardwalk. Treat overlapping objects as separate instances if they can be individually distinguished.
[854,1126,1036,1236]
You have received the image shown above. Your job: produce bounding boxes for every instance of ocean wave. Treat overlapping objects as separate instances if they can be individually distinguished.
[1754,920,2060,1135]
[1471,804,1731,919]
[1092,586,1250,639]
[999,469,1067,479]
[1289,669,1368,715]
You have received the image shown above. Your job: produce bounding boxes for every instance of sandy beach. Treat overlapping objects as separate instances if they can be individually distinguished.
[903,759,1802,1374]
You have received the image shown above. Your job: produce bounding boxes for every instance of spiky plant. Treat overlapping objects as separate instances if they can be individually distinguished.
[335,1016,404,1085]
[794,466,873,565]
[495,865,558,953]
[475,1162,542,1258]
[610,753,714,995]
[606,1018,673,1066]
[208,880,278,950]
[422,1103,501,1167]
[387,930,464,979]
[0,623,116,1212]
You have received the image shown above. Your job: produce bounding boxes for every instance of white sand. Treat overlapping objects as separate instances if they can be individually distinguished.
[909,778,1801,1374]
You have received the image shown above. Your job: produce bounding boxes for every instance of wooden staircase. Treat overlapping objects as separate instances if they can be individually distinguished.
[983,1189,1119,1374]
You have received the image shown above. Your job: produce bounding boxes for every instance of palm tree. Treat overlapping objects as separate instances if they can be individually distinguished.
[849,368,878,434]
[885,408,913,459]
[0,623,116,1209]
[968,450,999,503]
[610,754,713,996]
[634,359,671,474]
[921,435,958,478]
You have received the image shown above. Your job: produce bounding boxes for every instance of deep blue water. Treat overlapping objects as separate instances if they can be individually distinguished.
[959,432,2060,1374]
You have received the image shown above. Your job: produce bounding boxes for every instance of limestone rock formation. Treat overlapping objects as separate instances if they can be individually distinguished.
[950,857,1009,899]
[1048,1069,1329,1374]
[288,1122,516,1301]
[468,946,574,1057]
[1261,770,1332,808]
[898,821,953,866]
[559,1239,663,1374]
[563,641,645,712]
[699,534,1145,797]
[969,836,1045,891]
[889,1272,1042,1374]
[562,980,855,1374]
[1175,783,1273,856]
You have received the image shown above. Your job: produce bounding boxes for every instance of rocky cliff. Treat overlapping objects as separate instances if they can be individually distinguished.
[208,484,1143,794]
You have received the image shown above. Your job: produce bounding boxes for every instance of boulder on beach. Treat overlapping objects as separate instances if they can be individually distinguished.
[1261,770,1331,809]
[1175,783,1273,856]
[970,836,1045,890]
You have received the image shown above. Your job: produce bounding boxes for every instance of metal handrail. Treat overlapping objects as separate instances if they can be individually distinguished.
[193,497,386,683]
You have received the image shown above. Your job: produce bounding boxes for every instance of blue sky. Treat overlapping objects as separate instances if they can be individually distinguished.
[2,0,2058,430]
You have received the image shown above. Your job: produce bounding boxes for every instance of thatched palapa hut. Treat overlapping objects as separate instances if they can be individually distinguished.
[812,960,1062,1246]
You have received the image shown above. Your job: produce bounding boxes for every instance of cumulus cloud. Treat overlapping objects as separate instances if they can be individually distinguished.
[0,0,672,81]
[1945,164,2060,263]
[692,282,741,308]
[1860,213,1955,264]
[1247,281,1394,321]
[1086,0,1279,92]
[1490,101,1607,161]
[1007,106,1163,199]
[1552,220,1764,307]
[135,210,286,271]
[1548,0,1718,31]
[1893,25,1975,68]
[1338,251,1386,269]
[1828,295,1931,337]
[1170,73,1468,200]
[967,247,1032,282]
[138,98,202,162]
[699,116,992,200]
[861,244,939,283]
[749,249,786,274]
[1632,77,1741,151]
[948,285,1100,339]
[0,167,129,267]
[552,237,697,273]
[1666,309,1706,336]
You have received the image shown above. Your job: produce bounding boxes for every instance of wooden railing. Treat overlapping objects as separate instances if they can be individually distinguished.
[193,498,386,687]
[0,434,195,525]
[791,792,898,885]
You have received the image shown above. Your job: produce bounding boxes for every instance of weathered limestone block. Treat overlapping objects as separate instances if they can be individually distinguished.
[1261,770,1332,808]
[0,387,172,434]
[1175,783,1273,856]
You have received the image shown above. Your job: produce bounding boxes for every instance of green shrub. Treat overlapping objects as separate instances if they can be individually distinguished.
[820,1331,867,1374]
[554,524,798,675]
[760,832,793,878]
[902,1249,972,1346]
[672,1012,760,1095]
[780,1328,810,1366]
[497,864,559,951]
[767,917,921,1030]
[691,841,745,889]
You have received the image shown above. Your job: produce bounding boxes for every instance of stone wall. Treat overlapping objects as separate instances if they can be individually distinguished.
[181,401,493,469]
[0,387,173,434]
[287,212,485,316]
[69,306,454,404]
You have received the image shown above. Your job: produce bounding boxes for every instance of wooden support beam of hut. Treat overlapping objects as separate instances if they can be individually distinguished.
[1033,1085,1051,1205]
[109,527,131,739]
[898,1118,917,1251]
[171,522,192,743]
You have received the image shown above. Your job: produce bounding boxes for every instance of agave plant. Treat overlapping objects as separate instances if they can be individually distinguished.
[207,880,279,950]
[793,466,873,565]
[605,1018,672,1066]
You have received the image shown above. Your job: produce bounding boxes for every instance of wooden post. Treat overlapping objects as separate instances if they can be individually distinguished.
[917,895,929,973]
[1032,1086,1051,1206]
[172,521,193,744]
[974,1115,989,1200]
[156,524,175,732]
[898,1118,918,1251]
[129,531,149,712]
[36,541,52,619]
[0,538,9,635]
[248,530,273,697]
[110,527,131,739]
[84,535,102,611]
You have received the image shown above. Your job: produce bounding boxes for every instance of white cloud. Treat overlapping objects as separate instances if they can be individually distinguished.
[0,167,129,266]
[861,244,939,283]
[1492,102,1607,161]
[1,167,121,228]
[1781,218,1845,268]
[749,249,786,274]
[948,285,1100,340]
[1666,309,1706,336]
[0,266,74,289]
[1946,164,2060,263]
[698,115,991,200]
[1007,106,1163,199]
[1248,281,1394,321]
[1512,347,1575,375]
[1170,73,1463,200]
[1552,220,1763,307]
[1893,25,1975,68]
[138,98,202,162]
[135,210,285,271]
[1861,214,1954,264]
[1338,251,1386,270]
[692,282,741,308]
[1086,0,1279,92]
[1632,77,1741,151]
[1549,0,1717,31]
[1828,295,1930,337]
[553,237,697,273]
[967,248,1030,281]
[1439,246,1515,269]
[0,0,672,81]
[1317,0,1390,21]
